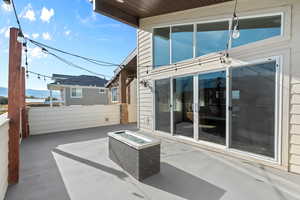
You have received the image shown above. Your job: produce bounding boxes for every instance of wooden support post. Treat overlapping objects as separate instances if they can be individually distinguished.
[21,67,28,138]
[8,27,22,184]
[119,70,127,104]
[49,89,53,107]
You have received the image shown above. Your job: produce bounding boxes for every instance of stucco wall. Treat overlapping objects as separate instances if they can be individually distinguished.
[0,114,9,200]
[137,0,300,173]
[28,105,120,135]
[65,87,108,106]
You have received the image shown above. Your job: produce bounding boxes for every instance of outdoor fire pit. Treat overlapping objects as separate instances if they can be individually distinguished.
[108,130,161,181]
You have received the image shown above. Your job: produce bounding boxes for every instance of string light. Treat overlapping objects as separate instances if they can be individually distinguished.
[3,0,11,5]
[7,0,229,83]
[231,0,240,40]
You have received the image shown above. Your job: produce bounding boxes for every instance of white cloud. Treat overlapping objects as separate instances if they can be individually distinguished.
[64,30,71,36]
[40,7,54,23]
[32,33,39,39]
[42,32,52,40]
[28,47,47,60]
[0,27,11,38]
[0,27,6,34]
[21,4,36,21]
[1,2,12,12]
[4,28,10,38]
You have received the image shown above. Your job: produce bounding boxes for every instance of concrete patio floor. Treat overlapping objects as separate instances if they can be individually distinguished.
[6,124,300,200]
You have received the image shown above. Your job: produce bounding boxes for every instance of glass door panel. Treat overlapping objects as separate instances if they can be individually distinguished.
[173,76,194,138]
[155,79,171,133]
[198,71,226,145]
[230,61,277,158]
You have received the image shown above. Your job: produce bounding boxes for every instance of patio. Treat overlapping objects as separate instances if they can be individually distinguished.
[6,124,300,200]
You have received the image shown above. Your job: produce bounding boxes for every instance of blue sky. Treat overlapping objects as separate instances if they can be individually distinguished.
[0,0,136,90]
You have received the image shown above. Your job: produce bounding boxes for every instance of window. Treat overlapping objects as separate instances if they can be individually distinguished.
[71,88,82,98]
[232,15,281,48]
[99,88,105,94]
[152,14,282,66]
[111,88,118,102]
[153,27,170,67]
[196,21,228,57]
[171,25,194,63]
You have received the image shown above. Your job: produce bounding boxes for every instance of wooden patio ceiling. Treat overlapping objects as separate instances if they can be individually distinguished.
[93,0,232,27]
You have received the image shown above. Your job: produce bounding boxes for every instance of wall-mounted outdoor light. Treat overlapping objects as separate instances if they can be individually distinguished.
[140,79,152,90]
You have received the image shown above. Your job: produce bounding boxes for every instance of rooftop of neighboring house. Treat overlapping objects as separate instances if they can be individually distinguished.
[48,74,108,89]
[105,48,137,88]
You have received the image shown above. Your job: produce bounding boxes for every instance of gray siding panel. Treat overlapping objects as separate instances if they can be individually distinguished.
[65,87,108,106]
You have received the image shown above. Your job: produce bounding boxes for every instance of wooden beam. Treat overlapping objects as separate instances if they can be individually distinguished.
[119,70,127,103]
[8,27,22,184]
[94,1,139,27]
[21,67,28,138]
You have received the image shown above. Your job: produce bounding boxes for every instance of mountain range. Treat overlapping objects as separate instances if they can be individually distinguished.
[0,87,60,99]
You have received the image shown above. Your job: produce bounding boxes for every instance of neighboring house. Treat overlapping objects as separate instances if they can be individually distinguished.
[106,49,137,123]
[93,0,300,174]
[48,74,108,106]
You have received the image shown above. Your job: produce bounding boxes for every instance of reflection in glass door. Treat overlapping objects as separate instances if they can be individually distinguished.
[173,76,194,138]
[155,79,171,133]
[230,61,277,158]
[198,71,226,145]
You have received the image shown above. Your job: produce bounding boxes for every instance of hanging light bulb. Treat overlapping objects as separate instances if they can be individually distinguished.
[37,74,41,79]
[26,71,29,79]
[232,24,240,39]
[232,14,240,39]
[41,47,48,54]
[22,42,27,50]
[17,31,25,44]
[3,0,11,5]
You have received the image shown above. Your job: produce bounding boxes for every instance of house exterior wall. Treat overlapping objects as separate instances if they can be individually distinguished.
[65,87,108,106]
[107,78,137,105]
[137,0,300,173]
[0,114,9,200]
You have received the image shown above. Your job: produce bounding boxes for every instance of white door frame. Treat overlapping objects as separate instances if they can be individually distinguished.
[152,56,282,163]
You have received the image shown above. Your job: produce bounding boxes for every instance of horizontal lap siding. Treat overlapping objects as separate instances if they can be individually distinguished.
[137,0,300,173]
[290,53,300,172]
[0,115,9,200]
[138,30,153,130]
[29,105,120,135]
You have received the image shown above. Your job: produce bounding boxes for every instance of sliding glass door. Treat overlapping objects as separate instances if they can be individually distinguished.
[230,61,277,158]
[173,76,194,138]
[198,71,226,145]
[154,59,279,160]
[155,79,171,133]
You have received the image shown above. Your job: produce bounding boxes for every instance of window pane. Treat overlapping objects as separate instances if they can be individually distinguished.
[232,15,281,48]
[71,88,77,97]
[196,21,228,57]
[198,71,226,145]
[112,88,117,101]
[230,61,276,158]
[77,89,82,96]
[155,79,171,133]
[153,27,170,67]
[171,25,194,63]
[173,76,194,138]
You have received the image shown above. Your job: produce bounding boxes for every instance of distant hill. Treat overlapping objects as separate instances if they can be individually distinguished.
[0,87,60,99]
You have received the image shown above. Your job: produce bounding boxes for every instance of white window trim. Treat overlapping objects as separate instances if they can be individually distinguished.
[152,11,284,69]
[111,87,118,103]
[70,87,83,99]
[152,56,282,164]
[99,88,106,94]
